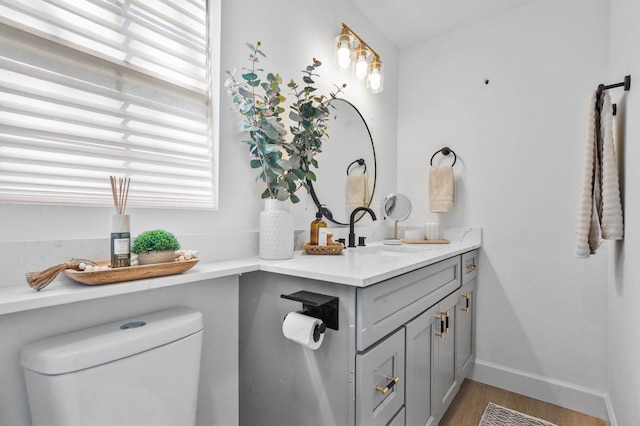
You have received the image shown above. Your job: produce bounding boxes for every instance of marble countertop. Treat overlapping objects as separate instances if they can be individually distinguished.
[0,228,480,315]
[261,227,481,286]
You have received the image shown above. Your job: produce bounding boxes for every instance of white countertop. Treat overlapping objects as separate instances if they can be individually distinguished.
[0,228,480,315]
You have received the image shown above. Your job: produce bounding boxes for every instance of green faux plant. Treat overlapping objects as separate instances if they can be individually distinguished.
[131,229,181,254]
[225,42,345,203]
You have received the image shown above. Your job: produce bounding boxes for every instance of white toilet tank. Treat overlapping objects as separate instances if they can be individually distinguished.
[20,307,204,426]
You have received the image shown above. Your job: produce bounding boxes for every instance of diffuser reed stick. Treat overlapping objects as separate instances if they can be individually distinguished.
[110,176,130,215]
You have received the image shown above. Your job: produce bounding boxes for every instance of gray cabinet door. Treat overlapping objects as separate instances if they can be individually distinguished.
[405,304,438,426]
[456,278,476,382]
[432,290,459,419]
[356,328,405,426]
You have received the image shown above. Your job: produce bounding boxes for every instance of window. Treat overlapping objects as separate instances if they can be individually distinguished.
[0,0,216,209]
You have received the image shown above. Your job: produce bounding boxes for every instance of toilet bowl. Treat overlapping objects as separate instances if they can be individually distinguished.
[20,307,203,426]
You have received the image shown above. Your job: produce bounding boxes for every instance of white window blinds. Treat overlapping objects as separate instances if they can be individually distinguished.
[0,0,215,209]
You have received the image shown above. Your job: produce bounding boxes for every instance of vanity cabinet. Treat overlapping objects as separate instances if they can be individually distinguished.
[239,249,479,426]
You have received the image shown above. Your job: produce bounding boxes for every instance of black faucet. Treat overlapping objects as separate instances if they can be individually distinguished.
[348,207,377,248]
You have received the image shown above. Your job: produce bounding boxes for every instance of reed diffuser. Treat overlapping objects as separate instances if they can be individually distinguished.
[110,176,131,268]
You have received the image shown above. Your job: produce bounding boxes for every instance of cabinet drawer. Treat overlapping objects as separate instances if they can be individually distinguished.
[461,250,478,284]
[357,257,460,351]
[356,328,405,426]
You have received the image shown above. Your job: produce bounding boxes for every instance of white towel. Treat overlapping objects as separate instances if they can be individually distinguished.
[345,173,369,214]
[429,166,455,213]
[575,90,623,258]
[599,92,624,240]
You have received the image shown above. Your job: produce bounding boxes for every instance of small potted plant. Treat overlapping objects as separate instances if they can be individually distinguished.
[131,229,181,265]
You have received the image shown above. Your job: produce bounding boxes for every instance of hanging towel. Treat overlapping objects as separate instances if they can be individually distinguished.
[599,92,624,240]
[575,90,623,258]
[429,166,455,213]
[345,173,369,214]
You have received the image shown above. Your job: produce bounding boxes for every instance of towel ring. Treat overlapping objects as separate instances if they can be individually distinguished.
[430,147,457,166]
[346,159,367,175]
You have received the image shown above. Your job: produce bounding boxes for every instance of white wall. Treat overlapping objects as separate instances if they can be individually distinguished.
[607,0,640,424]
[398,0,611,417]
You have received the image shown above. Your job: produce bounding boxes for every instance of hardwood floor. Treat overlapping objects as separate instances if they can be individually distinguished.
[439,380,605,426]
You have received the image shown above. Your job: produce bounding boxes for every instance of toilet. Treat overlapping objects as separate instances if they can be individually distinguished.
[20,307,204,426]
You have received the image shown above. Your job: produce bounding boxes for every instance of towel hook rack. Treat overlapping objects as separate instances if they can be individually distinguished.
[597,75,631,94]
[596,75,631,116]
[346,159,366,175]
[430,147,457,167]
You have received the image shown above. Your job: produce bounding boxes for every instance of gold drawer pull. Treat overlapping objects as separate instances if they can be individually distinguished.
[461,293,471,312]
[375,375,400,394]
[435,313,445,338]
[442,310,450,333]
[466,263,477,271]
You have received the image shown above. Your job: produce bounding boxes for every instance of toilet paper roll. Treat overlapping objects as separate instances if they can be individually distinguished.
[282,312,324,350]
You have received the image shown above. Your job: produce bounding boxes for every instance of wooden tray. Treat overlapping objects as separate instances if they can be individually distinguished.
[400,239,450,244]
[64,259,199,285]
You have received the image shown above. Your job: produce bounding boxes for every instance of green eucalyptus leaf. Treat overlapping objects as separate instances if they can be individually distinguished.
[250,159,262,168]
[290,193,300,203]
[305,171,316,181]
[303,76,314,84]
[239,87,254,98]
[242,72,258,81]
[289,111,302,122]
[292,168,305,179]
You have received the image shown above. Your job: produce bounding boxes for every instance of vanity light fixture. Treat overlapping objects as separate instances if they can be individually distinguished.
[334,22,384,94]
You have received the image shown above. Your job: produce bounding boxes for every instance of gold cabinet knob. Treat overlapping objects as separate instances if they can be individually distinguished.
[375,375,400,394]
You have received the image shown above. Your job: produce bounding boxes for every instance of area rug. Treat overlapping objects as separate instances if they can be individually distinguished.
[479,402,558,426]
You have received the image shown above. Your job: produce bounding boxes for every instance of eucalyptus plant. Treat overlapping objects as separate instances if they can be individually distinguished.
[225,42,344,203]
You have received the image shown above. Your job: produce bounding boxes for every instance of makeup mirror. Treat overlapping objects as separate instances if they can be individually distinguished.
[309,98,377,225]
[382,193,412,242]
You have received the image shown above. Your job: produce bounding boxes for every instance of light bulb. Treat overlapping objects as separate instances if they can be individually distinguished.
[355,55,368,81]
[337,41,351,69]
[368,70,381,91]
[367,60,384,94]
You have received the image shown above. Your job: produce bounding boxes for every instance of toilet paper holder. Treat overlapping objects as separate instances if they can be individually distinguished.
[281,291,339,331]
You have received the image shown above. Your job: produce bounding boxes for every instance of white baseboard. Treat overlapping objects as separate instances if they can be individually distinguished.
[469,359,614,424]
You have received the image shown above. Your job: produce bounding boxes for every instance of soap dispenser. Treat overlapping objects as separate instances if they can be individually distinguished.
[310,211,327,246]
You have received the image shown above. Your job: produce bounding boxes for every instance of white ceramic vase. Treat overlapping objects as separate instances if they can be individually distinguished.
[259,199,294,260]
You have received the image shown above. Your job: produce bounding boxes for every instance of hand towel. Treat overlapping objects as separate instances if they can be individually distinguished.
[575,90,623,258]
[598,92,624,240]
[429,166,455,213]
[345,173,369,214]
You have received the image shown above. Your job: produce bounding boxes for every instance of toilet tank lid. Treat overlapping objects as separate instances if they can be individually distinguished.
[20,307,203,375]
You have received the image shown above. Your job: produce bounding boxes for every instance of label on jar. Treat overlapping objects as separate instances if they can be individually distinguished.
[111,232,130,255]
[318,228,328,246]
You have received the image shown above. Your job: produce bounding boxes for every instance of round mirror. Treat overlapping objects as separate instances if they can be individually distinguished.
[383,193,412,241]
[383,193,412,221]
[309,98,377,225]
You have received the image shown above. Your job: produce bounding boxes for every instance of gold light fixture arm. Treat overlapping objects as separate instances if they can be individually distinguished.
[340,22,381,62]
